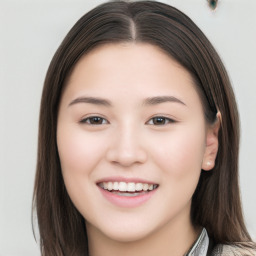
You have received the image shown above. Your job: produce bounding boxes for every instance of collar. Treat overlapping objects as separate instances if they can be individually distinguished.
[186,228,209,256]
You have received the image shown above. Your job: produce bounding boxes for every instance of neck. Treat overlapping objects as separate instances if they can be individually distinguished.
[87,212,200,256]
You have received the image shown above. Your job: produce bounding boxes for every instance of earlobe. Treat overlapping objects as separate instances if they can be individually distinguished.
[202,112,221,171]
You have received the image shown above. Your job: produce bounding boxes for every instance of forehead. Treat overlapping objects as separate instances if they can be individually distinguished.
[62,43,202,110]
[67,43,191,83]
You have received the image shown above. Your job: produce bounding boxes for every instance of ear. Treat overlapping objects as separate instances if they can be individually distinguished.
[201,112,221,171]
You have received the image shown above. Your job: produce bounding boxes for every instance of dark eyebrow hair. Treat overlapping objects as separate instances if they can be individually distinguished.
[68,97,112,107]
[68,95,186,107]
[143,96,186,106]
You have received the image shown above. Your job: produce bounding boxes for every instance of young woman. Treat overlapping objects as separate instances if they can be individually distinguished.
[33,1,256,255]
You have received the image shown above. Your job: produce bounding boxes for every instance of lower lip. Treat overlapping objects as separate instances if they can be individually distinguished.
[98,186,158,208]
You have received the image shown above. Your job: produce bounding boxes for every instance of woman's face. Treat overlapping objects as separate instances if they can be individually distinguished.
[57,43,217,243]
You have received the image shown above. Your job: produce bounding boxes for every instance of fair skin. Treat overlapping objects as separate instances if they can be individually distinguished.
[57,43,219,256]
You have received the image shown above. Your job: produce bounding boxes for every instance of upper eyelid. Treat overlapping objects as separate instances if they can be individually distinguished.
[79,113,108,120]
[79,115,109,124]
[146,114,177,122]
[146,116,176,125]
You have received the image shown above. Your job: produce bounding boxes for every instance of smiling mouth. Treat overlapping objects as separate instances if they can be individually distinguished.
[98,181,159,197]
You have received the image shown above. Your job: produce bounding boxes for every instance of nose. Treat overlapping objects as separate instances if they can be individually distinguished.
[106,125,148,167]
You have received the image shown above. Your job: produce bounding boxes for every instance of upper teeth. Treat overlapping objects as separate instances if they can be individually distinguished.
[99,182,157,192]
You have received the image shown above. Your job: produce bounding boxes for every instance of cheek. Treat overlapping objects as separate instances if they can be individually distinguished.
[151,124,206,180]
[56,125,108,188]
[56,125,107,213]
[58,126,98,170]
[150,126,206,215]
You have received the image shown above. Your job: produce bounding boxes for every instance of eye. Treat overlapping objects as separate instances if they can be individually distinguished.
[147,116,175,126]
[80,116,108,125]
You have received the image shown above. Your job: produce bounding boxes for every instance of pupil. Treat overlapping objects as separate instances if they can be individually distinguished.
[154,117,165,125]
[91,117,102,124]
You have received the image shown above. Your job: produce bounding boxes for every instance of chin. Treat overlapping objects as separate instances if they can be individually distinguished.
[103,228,154,243]
[86,218,157,243]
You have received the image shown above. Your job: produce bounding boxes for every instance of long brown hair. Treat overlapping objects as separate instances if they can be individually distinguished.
[33,1,254,255]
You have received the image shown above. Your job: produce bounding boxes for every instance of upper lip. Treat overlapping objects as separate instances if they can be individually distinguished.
[96,176,158,185]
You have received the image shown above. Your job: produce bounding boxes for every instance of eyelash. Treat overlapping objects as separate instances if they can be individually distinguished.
[79,115,176,126]
[146,116,176,125]
[79,116,108,125]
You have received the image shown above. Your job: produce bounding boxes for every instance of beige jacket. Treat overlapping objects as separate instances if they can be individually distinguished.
[212,243,256,256]
[186,228,256,255]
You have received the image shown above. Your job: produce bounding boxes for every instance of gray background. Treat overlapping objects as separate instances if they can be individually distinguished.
[0,0,255,255]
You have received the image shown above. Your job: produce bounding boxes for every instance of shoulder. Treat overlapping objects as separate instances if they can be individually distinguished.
[211,243,256,256]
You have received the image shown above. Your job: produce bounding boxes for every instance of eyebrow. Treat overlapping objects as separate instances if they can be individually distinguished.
[69,97,112,107]
[143,96,186,106]
[68,95,186,107]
